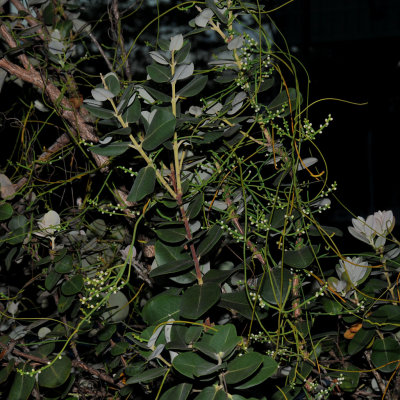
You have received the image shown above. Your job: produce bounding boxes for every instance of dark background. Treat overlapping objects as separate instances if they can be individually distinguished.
[273,0,400,229]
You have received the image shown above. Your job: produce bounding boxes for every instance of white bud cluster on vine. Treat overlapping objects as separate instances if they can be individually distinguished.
[249,331,270,343]
[217,220,244,242]
[87,198,140,217]
[249,291,267,309]
[302,114,333,140]
[314,283,328,298]
[117,165,137,178]
[80,270,110,310]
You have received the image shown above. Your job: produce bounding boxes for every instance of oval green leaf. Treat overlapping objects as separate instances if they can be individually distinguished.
[235,355,278,389]
[160,383,192,400]
[57,294,75,313]
[61,274,84,295]
[55,255,73,273]
[90,141,130,156]
[123,98,141,123]
[348,328,375,355]
[9,370,35,400]
[178,75,208,98]
[150,259,194,278]
[172,352,220,378]
[283,245,318,269]
[224,351,263,384]
[127,166,156,202]
[0,203,13,221]
[180,283,221,319]
[142,108,176,151]
[260,268,291,306]
[45,270,61,291]
[146,64,172,83]
[38,356,72,388]
[155,226,186,243]
[371,337,400,373]
[104,72,120,95]
[125,367,168,384]
[83,104,115,119]
[142,293,181,325]
[197,224,223,258]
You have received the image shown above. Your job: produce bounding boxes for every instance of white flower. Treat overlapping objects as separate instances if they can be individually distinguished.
[348,210,395,249]
[336,256,369,286]
[36,210,61,237]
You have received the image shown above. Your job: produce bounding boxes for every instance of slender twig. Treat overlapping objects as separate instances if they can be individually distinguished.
[88,32,114,73]
[111,0,132,80]
[0,341,122,387]
[365,350,391,400]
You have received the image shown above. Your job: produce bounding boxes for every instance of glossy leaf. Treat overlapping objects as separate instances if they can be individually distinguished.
[160,383,192,400]
[142,293,181,325]
[102,291,130,322]
[219,290,256,319]
[283,245,318,269]
[147,64,172,83]
[235,355,278,389]
[194,386,227,400]
[203,268,240,285]
[0,358,15,384]
[83,103,115,119]
[155,241,191,265]
[330,364,360,392]
[142,108,176,151]
[195,324,240,360]
[0,203,12,221]
[125,367,168,384]
[175,41,191,63]
[371,337,400,373]
[260,268,291,306]
[177,75,208,98]
[9,370,35,400]
[142,85,172,103]
[171,63,194,82]
[224,351,263,384]
[45,270,61,291]
[57,294,75,313]
[38,356,72,388]
[155,226,186,243]
[197,224,223,257]
[104,72,120,95]
[186,193,203,219]
[111,341,129,356]
[55,255,73,273]
[205,0,227,23]
[98,324,117,341]
[172,352,220,378]
[169,34,183,51]
[149,50,169,65]
[180,283,221,319]
[61,274,83,295]
[92,87,115,101]
[105,127,131,136]
[127,166,156,202]
[123,98,141,123]
[150,259,193,278]
[365,305,400,330]
[348,328,375,355]
[89,141,130,156]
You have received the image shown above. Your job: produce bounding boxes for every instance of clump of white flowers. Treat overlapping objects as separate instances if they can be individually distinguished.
[35,210,61,249]
[329,256,369,295]
[348,210,395,250]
